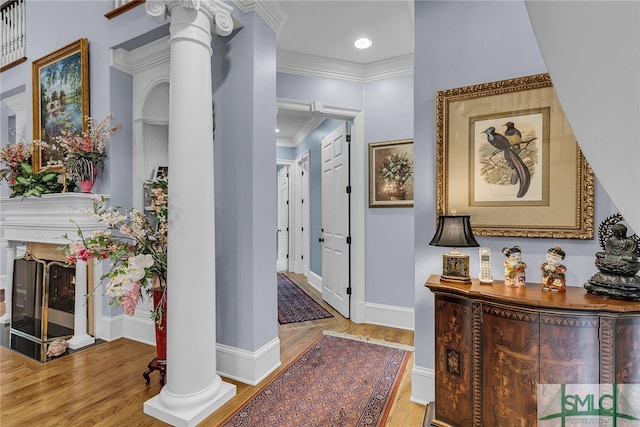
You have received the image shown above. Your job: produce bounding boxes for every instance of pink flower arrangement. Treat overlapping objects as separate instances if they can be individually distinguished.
[56,114,121,181]
[0,141,33,185]
[63,179,168,323]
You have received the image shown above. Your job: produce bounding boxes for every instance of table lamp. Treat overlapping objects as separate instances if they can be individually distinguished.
[429,214,479,283]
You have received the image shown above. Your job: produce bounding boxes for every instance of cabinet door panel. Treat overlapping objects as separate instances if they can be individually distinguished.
[615,316,640,383]
[482,304,539,427]
[539,314,600,385]
[434,294,472,426]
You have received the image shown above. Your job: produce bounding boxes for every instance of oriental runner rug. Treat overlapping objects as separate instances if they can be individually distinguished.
[220,333,411,426]
[277,273,333,324]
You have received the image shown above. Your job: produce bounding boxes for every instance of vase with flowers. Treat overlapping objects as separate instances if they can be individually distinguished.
[379,151,414,200]
[0,140,67,197]
[63,178,168,360]
[56,114,121,193]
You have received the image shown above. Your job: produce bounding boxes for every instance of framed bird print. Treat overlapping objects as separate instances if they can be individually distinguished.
[435,73,594,239]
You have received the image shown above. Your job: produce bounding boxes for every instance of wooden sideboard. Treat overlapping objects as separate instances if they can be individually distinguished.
[425,274,640,427]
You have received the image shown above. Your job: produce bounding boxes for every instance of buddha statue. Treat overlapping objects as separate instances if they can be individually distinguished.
[585,219,640,300]
[594,223,640,275]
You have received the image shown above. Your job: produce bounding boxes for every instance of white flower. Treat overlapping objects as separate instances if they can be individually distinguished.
[105,271,128,297]
[126,254,154,282]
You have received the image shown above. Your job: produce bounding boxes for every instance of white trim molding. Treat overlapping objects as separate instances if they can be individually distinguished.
[216,337,282,386]
[365,302,414,331]
[411,365,435,406]
[278,50,414,83]
[307,270,322,294]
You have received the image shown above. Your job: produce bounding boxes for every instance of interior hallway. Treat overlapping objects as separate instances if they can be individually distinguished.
[0,272,425,426]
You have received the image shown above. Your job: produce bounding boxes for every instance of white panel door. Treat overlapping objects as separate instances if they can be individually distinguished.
[321,122,350,318]
[300,154,310,275]
[277,166,289,271]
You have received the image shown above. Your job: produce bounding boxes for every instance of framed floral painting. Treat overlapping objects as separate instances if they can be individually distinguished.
[435,73,594,238]
[32,38,89,172]
[369,139,414,207]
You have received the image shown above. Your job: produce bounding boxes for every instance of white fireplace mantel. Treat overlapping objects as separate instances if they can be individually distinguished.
[0,193,109,245]
[0,193,110,350]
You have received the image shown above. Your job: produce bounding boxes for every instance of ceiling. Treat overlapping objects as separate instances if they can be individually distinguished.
[273,0,415,147]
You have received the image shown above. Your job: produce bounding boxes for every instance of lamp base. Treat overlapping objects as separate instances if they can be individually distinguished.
[440,251,471,284]
[440,274,472,284]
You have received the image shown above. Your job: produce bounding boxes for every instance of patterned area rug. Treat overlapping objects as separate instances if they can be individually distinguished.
[221,334,410,426]
[277,273,333,324]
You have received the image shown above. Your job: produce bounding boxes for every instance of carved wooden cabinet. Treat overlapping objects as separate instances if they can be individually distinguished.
[426,275,640,427]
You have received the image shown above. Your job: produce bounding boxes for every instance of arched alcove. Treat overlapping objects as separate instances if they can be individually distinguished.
[112,35,171,211]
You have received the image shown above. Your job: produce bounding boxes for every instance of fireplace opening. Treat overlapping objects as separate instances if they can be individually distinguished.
[11,250,79,362]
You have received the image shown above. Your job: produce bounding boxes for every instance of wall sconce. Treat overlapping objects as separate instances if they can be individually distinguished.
[429,214,479,283]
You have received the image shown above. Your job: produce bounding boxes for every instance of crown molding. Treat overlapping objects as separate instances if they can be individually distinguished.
[276,137,295,148]
[111,35,170,75]
[231,0,288,35]
[277,50,414,83]
[232,1,413,82]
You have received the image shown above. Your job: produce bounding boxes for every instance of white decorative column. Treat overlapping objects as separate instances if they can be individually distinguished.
[144,1,236,426]
[67,259,95,349]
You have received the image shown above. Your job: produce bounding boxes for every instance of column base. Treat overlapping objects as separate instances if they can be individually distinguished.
[144,381,236,427]
[67,334,95,350]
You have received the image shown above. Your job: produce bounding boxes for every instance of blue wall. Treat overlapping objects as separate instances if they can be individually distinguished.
[213,8,277,351]
[276,146,294,160]
[364,76,414,307]
[277,73,416,310]
[413,0,618,373]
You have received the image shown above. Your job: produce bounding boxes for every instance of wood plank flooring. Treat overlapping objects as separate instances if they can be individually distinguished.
[0,272,426,426]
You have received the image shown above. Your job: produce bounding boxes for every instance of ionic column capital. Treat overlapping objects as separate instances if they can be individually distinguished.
[146,0,234,36]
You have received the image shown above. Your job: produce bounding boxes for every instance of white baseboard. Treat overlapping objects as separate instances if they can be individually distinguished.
[307,270,322,293]
[353,300,366,323]
[216,337,281,386]
[97,314,124,342]
[411,365,435,405]
[303,272,414,331]
[106,315,281,387]
[365,302,414,331]
[123,314,155,346]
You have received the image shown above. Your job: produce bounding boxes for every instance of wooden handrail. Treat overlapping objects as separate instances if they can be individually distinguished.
[104,0,145,20]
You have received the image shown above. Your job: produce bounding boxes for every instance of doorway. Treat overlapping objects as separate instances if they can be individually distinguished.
[276,98,365,322]
[277,151,310,276]
[320,122,351,318]
[276,164,290,272]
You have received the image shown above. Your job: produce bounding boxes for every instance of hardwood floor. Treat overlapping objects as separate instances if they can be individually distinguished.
[0,272,426,426]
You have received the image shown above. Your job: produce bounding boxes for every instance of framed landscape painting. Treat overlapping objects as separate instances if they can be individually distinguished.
[32,38,89,172]
[435,73,594,239]
[369,139,414,207]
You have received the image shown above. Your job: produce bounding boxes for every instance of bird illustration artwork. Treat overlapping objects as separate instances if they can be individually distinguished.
[503,121,522,152]
[482,126,531,198]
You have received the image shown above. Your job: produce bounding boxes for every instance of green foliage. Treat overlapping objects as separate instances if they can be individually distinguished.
[8,161,66,198]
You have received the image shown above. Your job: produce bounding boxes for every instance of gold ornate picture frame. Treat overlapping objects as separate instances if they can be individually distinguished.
[32,38,89,172]
[369,139,414,207]
[435,73,594,238]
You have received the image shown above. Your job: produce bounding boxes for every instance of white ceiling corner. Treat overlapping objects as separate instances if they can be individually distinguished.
[223,2,415,148]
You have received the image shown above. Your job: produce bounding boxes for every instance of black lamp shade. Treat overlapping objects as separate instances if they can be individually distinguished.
[429,215,479,248]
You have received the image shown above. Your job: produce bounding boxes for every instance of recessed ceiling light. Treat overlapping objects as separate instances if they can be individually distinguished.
[276,128,280,133]
[354,38,372,50]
